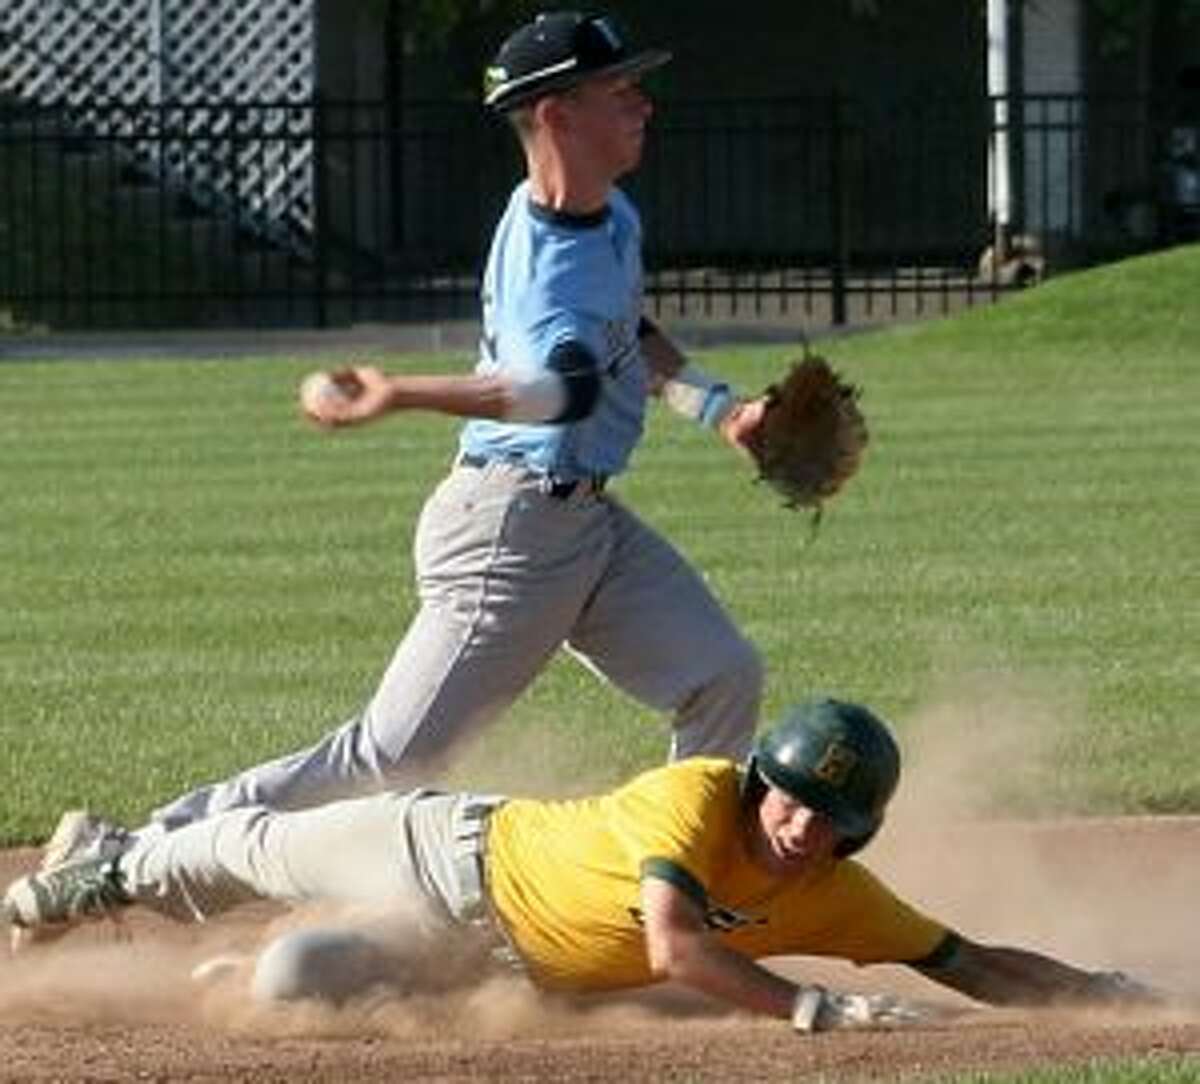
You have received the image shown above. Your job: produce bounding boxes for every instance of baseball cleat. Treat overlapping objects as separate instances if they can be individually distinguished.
[4,855,132,938]
[40,809,133,872]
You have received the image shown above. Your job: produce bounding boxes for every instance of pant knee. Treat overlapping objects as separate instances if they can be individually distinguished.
[707,635,765,712]
[672,637,763,760]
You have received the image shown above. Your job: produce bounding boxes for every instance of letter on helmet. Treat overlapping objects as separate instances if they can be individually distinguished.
[748,698,901,856]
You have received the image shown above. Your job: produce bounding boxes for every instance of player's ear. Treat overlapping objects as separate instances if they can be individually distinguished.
[536,92,572,133]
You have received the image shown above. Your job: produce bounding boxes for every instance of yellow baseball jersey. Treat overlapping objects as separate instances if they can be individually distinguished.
[484,758,947,991]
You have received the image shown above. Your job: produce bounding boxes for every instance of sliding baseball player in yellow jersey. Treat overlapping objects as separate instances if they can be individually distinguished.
[3,699,1165,1030]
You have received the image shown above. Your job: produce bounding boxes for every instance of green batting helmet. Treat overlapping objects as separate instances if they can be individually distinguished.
[748,698,901,856]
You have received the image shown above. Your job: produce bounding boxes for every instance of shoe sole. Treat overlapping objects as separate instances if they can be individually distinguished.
[41,810,100,872]
[6,873,77,954]
[9,811,131,955]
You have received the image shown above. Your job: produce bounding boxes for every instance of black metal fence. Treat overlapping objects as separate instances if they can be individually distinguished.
[1,92,1196,331]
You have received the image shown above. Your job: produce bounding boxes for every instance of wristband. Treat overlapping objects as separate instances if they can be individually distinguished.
[790,985,827,1032]
[660,364,737,428]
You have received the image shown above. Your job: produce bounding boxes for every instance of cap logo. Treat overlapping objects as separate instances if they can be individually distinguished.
[484,65,508,98]
[811,740,857,787]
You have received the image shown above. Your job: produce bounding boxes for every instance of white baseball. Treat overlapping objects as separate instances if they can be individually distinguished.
[300,370,352,415]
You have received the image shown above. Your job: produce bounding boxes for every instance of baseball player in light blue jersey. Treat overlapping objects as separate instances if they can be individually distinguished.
[38,12,778,870]
[462,180,650,481]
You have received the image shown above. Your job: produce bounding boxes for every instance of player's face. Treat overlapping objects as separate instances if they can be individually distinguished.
[750,787,841,877]
[560,73,653,177]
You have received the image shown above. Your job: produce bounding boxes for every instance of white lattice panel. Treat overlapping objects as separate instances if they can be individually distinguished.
[0,1,156,105]
[0,0,315,253]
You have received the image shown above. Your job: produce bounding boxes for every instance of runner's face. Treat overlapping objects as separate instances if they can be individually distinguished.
[751,787,841,877]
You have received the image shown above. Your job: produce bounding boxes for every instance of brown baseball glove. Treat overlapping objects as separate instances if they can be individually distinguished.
[753,355,869,513]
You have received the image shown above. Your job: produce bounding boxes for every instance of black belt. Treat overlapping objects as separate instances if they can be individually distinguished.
[458,452,607,500]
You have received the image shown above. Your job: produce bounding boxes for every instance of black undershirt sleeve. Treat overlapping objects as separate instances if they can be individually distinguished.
[910,930,963,971]
[546,339,602,423]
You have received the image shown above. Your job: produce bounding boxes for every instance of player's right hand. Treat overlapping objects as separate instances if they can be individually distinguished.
[793,985,933,1032]
[301,366,387,428]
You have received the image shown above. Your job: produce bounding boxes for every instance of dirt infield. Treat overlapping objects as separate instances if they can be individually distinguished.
[3,814,1200,1082]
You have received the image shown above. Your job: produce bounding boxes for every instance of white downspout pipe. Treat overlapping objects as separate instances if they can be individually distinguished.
[987,0,1012,259]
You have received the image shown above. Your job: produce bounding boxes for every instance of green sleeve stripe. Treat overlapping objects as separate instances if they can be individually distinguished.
[640,857,708,909]
[910,930,962,971]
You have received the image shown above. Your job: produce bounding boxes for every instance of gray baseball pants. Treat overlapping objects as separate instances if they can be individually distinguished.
[121,789,498,927]
[151,460,761,828]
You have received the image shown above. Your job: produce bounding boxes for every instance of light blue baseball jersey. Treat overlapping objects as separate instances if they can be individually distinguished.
[459,180,648,481]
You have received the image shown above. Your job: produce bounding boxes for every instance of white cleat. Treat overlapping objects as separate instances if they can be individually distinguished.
[4,853,132,955]
[41,810,133,872]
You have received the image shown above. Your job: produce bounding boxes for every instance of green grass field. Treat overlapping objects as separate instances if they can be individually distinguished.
[913,1058,1200,1084]
[1,245,1198,846]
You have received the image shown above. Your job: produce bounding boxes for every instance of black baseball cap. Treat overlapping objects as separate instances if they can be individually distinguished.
[484,11,672,112]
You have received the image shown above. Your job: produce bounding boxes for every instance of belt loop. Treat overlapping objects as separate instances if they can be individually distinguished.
[448,796,527,974]
[451,797,503,923]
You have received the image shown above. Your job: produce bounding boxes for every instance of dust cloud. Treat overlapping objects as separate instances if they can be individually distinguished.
[864,668,1200,1005]
[1,680,1197,1041]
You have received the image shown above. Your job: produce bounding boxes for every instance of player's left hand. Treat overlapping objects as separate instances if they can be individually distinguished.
[716,395,769,459]
[1079,970,1169,1009]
